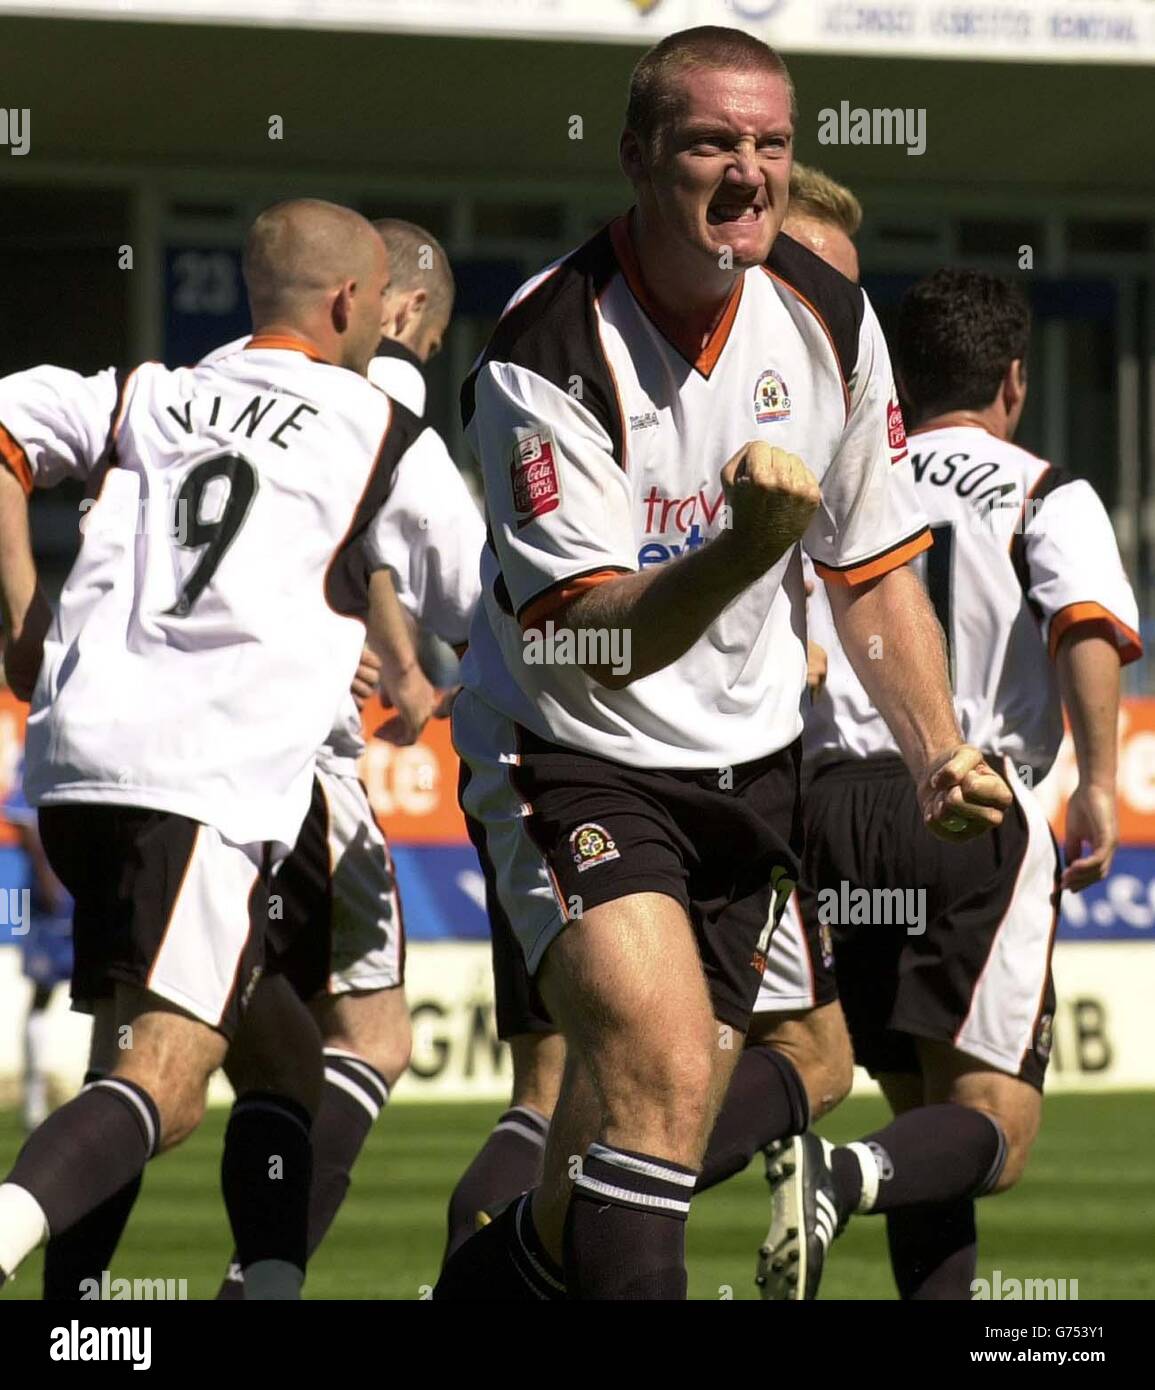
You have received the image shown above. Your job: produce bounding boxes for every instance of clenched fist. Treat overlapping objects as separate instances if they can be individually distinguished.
[918,744,1012,842]
[720,442,821,578]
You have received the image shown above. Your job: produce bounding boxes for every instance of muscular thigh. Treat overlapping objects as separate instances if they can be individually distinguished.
[919,1039,1041,1188]
[538,891,737,1160]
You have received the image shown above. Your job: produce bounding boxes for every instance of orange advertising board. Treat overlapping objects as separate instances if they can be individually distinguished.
[2,687,1155,849]
[1035,697,1155,846]
[357,696,468,845]
[0,688,29,848]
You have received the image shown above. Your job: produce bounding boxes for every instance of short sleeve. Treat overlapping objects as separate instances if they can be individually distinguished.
[0,365,120,492]
[467,360,636,626]
[364,427,486,648]
[803,298,930,586]
[1023,475,1142,664]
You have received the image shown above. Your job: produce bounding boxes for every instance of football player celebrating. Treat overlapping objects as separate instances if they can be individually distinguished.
[0,199,435,1298]
[437,26,1009,1300]
[761,269,1141,1299]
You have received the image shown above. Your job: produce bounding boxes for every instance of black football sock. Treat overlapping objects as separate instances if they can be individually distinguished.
[306,1050,389,1254]
[41,1072,146,1301]
[696,1046,809,1192]
[435,1190,565,1301]
[830,1104,1007,1222]
[887,1199,978,1299]
[217,1050,389,1299]
[4,1077,158,1259]
[220,1091,313,1300]
[565,1142,696,1300]
[444,1105,549,1263]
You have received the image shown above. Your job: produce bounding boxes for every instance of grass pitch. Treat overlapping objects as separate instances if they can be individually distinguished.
[1,1093,1151,1300]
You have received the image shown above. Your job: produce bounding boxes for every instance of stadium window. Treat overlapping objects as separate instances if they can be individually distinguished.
[359,202,451,240]
[1068,221,1150,256]
[871,221,942,247]
[473,201,565,242]
[169,200,242,223]
[957,220,1043,258]
[0,186,129,377]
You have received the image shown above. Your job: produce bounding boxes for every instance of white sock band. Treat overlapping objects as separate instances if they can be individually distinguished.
[0,1182,50,1278]
[845,1141,882,1214]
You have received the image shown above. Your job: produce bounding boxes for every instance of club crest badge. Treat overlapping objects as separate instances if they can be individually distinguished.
[569,822,620,872]
[754,369,791,423]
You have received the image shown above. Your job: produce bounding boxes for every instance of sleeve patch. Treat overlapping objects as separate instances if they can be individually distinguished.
[888,390,908,465]
[511,428,561,529]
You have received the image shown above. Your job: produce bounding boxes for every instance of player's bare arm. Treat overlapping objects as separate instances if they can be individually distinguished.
[367,566,437,744]
[0,462,52,701]
[556,442,819,688]
[825,562,1011,839]
[1056,629,1122,890]
[350,644,382,710]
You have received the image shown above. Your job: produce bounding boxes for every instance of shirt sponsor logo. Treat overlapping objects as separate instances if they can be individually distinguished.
[569,822,621,872]
[630,410,659,432]
[511,430,561,529]
[754,368,791,423]
[888,390,909,464]
[637,484,725,566]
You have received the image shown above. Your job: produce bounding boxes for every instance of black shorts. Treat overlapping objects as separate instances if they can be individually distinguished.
[268,770,406,1001]
[39,804,270,1041]
[456,701,803,1034]
[475,846,554,1041]
[800,755,1060,1091]
[751,882,841,1015]
[266,775,332,1001]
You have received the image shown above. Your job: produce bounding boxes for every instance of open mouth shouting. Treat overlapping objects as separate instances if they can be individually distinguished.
[706,201,764,228]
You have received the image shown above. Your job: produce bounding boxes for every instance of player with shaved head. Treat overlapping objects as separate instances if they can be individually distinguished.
[436,27,1010,1300]
[369,219,456,410]
[242,198,387,346]
[0,197,438,1298]
[23,210,483,1302]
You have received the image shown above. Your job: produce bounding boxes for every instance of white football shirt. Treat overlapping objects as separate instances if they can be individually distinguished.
[320,349,484,775]
[458,215,929,769]
[804,424,1142,778]
[368,342,427,418]
[0,337,424,850]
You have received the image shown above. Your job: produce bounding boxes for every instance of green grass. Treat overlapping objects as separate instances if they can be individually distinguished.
[2,1093,1152,1300]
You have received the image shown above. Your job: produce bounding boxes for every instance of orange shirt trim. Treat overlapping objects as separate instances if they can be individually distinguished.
[813,529,932,588]
[1049,602,1142,666]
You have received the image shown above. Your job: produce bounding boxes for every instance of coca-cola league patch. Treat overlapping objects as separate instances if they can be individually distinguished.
[888,389,909,465]
[511,429,561,528]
